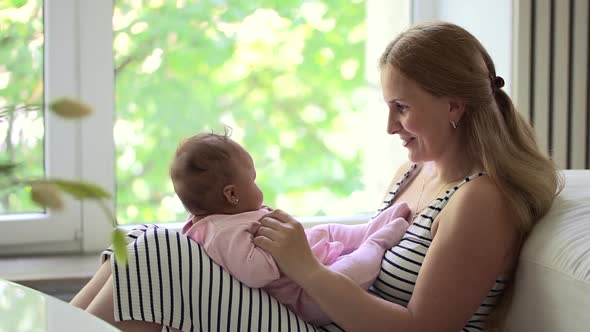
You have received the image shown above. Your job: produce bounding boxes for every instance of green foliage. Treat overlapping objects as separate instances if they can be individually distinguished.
[0,163,18,174]
[111,229,128,265]
[0,0,127,261]
[49,97,94,118]
[53,179,112,200]
[0,0,44,214]
[1,0,368,225]
[29,180,64,209]
[113,0,368,223]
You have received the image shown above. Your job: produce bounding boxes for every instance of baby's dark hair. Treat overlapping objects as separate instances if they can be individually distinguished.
[170,131,239,215]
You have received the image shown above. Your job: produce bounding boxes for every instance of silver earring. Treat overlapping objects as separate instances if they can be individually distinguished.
[234,198,240,205]
[450,121,457,129]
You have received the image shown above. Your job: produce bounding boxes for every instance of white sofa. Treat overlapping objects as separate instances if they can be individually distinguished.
[503,170,590,331]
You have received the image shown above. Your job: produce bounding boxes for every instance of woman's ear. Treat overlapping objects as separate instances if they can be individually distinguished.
[222,184,239,205]
[448,97,467,123]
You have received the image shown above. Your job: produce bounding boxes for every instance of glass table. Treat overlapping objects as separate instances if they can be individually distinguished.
[0,278,119,332]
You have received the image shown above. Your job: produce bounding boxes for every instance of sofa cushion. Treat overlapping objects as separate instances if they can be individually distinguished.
[503,170,590,331]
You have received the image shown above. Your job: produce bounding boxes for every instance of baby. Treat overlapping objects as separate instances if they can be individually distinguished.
[170,132,409,325]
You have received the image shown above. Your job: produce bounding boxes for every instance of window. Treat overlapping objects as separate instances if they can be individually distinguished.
[1,0,44,215]
[112,0,412,225]
[0,0,83,250]
[1,0,411,254]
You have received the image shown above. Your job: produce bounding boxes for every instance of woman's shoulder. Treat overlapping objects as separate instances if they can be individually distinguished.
[438,175,518,247]
[398,160,417,176]
[381,161,416,201]
[387,161,416,187]
[456,174,505,209]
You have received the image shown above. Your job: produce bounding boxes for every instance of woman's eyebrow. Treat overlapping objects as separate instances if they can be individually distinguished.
[386,98,405,104]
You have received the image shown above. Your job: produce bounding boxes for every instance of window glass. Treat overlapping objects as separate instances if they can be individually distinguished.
[113,0,401,225]
[0,0,45,215]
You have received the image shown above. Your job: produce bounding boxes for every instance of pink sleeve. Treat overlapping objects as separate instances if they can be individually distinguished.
[205,221,281,288]
[376,202,411,223]
[180,214,195,235]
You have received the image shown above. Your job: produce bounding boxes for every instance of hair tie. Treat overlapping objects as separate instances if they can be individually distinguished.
[494,76,505,89]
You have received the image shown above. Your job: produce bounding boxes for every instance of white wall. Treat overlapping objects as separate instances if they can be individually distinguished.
[413,0,513,95]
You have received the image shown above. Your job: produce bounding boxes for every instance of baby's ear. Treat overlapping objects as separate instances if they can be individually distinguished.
[222,184,239,205]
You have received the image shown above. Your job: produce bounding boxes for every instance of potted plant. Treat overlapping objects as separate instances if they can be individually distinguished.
[0,98,127,263]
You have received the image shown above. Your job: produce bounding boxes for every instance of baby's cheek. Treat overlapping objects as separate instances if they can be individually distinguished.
[258,188,264,203]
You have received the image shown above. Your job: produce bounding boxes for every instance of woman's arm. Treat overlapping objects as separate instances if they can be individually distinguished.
[254,176,519,332]
[253,210,414,330]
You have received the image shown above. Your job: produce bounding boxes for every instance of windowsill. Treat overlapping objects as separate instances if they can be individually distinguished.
[0,253,102,283]
[118,214,371,232]
[0,215,370,283]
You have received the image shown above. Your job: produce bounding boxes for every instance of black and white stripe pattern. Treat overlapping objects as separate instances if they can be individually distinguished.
[370,165,507,332]
[102,225,346,332]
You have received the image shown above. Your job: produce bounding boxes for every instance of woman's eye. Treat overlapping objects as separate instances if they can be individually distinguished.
[395,103,408,113]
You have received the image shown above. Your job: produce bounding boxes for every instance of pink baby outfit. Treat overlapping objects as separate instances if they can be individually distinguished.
[181,203,409,325]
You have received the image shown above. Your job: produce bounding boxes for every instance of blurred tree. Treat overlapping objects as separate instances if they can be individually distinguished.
[113,0,368,224]
[0,0,44,214]
[1,0,368,225]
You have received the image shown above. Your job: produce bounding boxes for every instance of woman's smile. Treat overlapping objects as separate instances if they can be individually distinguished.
[401,137,416,147]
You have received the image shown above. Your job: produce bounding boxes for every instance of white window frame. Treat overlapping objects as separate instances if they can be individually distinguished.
[1,0,412,255]
[77,0,116,253]
[0,0,113,255]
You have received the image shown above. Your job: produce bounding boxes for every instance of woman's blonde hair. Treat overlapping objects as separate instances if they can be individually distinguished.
[379,21,563,329]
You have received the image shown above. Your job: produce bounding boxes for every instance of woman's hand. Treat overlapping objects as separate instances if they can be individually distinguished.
[253,209,323,286]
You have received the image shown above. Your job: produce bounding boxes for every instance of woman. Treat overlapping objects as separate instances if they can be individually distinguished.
[71,22,561,332]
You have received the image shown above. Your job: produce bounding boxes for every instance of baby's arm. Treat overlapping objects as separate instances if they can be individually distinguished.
[206,222,281,288]
[327,217,408,289]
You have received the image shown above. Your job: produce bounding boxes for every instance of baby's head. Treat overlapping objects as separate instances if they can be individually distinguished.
[170,132,263,216]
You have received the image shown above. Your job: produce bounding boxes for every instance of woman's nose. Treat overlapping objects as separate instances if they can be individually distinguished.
[387,111,401,135]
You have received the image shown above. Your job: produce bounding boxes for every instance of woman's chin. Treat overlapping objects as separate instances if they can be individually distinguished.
[407,151,425,164]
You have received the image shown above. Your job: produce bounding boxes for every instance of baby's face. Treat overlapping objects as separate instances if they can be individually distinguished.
[231,147,264,212]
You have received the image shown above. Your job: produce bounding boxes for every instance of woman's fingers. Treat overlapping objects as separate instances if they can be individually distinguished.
[258,215,283,230]
[259,209,294,224]
[255,224,281,241]
[252,234,275,251]
[253,223,287,254]
[254,208,322,285]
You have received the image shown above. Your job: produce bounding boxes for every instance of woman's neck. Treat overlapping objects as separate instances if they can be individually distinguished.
[423,152,481,185]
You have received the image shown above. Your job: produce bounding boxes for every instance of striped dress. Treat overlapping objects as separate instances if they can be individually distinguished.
[102,164,507,332]
[371,164,508,332]
[102,226,346,332]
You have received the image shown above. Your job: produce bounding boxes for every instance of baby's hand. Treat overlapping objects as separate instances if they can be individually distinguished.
[261,205,274,212]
